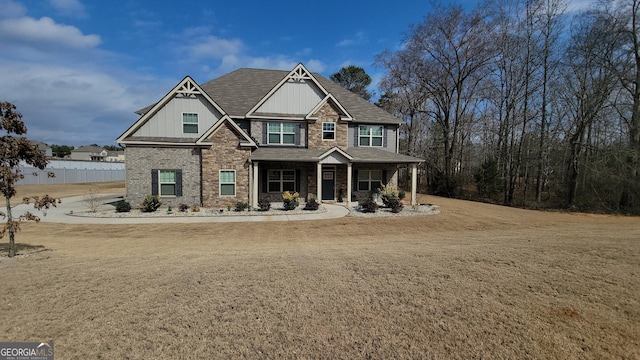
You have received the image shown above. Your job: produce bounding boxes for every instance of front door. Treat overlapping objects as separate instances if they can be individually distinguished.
[322,170,335,201]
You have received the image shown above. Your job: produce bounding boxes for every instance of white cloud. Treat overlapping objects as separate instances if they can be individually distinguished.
[337,31,369,47]
[0,16,100,48]
[0,0,26,18]
[187,35,245,59]
[49,0,87,18]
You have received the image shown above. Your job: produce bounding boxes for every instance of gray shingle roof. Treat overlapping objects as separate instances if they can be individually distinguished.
[250,147,423,163]
[138,68,402,125]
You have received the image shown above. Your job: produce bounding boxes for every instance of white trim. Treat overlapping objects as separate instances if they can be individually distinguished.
[158,169,177,197]
[246,63,330,118]
[318,146,353,161]
[321,122,335,141]
[182,112,199,134]
[219,169,236,197]
[305,94,353,121]
[196,115,257,147]
[358,125,384,147]
[267,122,296,145]
[117,76,227,143]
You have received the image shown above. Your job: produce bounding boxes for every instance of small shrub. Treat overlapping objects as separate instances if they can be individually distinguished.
[235,201,248,212]
[83,190,101,213]
[388,199,404,213]
[178,203,189,212]
[191,204,200,212]
[360,199,378,213]
[258,198,271,211]
[304,197,320,210]
[115,200,131,213]
[282,191,299,211]
[379,183,400,207]
[398,190,406,200]
[141,195,162,212]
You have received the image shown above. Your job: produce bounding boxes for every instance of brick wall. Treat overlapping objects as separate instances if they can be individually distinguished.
[125,146,201,208]
[201,122,252,208]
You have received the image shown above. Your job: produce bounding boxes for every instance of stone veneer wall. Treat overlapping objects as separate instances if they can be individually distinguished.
[125,146,201,208]
[201,123,252,208]
[307,103,348,149]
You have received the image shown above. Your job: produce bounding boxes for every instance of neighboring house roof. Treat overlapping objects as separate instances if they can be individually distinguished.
[250,147,424,163]
[136,67,402,125]
[73,145,105,153]
[29,140,51,151]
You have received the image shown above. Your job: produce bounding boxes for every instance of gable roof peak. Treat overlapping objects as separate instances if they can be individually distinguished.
[245,63,331,118]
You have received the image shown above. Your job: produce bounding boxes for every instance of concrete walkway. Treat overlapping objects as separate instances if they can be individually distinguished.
[3,193,350,224]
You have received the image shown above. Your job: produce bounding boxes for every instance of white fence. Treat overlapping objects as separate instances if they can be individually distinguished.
[17,160,125,185]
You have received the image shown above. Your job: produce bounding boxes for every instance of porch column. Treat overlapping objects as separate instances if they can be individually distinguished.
[411,163,418,205]
[252,161,259,208]
[316,162,322,202]
[347,162,352,206]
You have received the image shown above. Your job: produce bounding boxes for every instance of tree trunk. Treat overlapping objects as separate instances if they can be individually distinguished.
[5,196,15,258]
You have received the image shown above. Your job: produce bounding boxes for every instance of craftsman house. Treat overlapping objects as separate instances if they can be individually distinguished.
[117,63,423,208]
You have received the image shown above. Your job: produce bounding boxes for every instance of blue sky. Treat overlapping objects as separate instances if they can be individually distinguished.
[0,0,593,146]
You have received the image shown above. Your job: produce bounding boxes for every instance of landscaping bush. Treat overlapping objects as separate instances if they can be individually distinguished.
[379,183,400,207]
[191,204,200,212]
[360,199,378,213]
[178,203,189,212]
[282,191,299,211]
[115,200,131,213]
[303,197,320,210]
[389,199,404,213]
[141,195,162,212]
[258,198,271,211]
[235,201,248,212]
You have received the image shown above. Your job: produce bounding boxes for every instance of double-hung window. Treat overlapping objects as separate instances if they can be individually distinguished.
[358,125,383,147]
[268,122,295,145]
[220,170,236,196]
[159,170,177,196]
[267,170,295,192]
[322,122,335,140]
[358,170,382,191]
[183,113,199,134]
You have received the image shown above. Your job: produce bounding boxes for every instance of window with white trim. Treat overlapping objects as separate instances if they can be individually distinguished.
[358,170,382,191]
[267,170,295,192]
[183,113,199,133]
[322,122,335,140]
[159,170,177,196]
[358,125,383,147]
[220,170,236,196]
[268,122,295,145]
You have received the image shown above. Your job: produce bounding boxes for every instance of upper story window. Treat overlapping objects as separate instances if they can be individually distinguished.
[322,122,335,140]
[359,125,383,147]
[183,113,199,134]
[268,122,295,145]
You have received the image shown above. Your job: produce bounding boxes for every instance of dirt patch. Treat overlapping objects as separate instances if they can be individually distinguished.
[0,191,638,359]
[4,181,124,202]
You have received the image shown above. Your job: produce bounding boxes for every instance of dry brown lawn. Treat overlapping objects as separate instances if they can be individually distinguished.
[1,184,638,359]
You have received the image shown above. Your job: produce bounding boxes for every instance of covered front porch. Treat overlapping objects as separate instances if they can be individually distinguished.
[248,147,423,208]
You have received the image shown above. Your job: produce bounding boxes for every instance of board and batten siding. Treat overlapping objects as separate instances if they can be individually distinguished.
[255,80,325,115]
[347,124,398,153]
[135,95,223,138]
